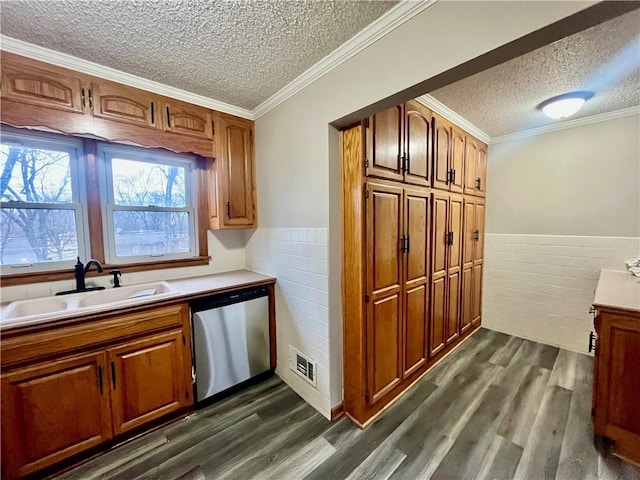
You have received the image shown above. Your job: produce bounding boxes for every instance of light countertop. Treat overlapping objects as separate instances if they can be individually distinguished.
[593,269,640,313]
[1,269,275,333]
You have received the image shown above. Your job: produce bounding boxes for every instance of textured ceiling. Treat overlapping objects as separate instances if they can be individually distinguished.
[0,0,398,110]
[430,9,640,138]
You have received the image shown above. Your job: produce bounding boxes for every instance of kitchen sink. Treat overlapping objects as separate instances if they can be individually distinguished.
[1,281,181,327]
[2,296,69,320]
[76,282,176,308]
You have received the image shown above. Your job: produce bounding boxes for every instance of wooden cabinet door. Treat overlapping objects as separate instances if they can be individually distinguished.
[219,116,256,227]
[108,330,189,435]
[432,114,451,191]
[471,264,483,327]
[0,352,112,479]
[365,182,403,403]
[365,106,404,182]
[476,143,487,197]
[464,136,479,196]
[163,101,213,139]
[0,53,86,114]
[430,192,448,357]
[446,195,463,344]
[403,187,430,377]
[460,198,476,334]
[474,201,485,262]
[90,81,157,129]
[594,313,640,464]
[450,127,465,193]
[404,100,432,187]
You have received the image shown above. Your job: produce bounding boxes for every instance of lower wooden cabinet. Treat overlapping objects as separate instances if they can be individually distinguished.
[108,330,190,435]
[1,352,112,479]
[0,303,192,480]
[593,308,640,465]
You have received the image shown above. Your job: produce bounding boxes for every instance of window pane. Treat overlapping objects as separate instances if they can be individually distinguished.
[0,208,78,265]
[0,145,73,204]
[111,158,186,207]
[113,210,191,257]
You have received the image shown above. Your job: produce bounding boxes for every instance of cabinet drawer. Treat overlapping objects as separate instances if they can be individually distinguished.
[1,303,188,368]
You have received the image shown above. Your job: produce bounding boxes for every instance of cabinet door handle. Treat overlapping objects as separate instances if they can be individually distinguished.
[451,169,456,185]
[166,106,171,127]
[151,102,155,124]
[81,88,86,109]
[474,229,480,241]
[447,231,454,246]
[225,201,231,218]
[476,177,481,190]
[406,235,410,254]
[98,365,103,394]
[111,361,116,388]
[88,89,93,109]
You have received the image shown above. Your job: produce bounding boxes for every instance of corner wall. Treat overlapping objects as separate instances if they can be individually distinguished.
[248,1,595,417]
[483,113,640,353]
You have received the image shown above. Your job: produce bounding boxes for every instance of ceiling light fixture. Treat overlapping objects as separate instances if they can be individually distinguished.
[538,91,594,119]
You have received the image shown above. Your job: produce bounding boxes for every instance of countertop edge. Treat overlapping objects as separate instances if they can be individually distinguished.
[1,269,276,336]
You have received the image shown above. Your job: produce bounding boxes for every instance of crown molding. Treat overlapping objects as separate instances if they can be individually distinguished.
[0,35,255,120]
[252,0,439,119]
[416,94,491,144]
[490,106,640,144]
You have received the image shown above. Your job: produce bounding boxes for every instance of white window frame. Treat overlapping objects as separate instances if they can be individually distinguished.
[0,128,90,274]
[97,143,198,265]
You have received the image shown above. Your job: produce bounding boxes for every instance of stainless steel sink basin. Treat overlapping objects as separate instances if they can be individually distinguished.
[1,281,181,327]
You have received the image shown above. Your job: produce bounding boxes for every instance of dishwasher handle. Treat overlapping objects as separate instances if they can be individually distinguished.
[190,285,269,312]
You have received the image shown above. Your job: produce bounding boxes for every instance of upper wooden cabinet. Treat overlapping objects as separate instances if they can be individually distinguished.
[0,52,218,158]
[365,105,404,182]
[90,80,157,129]
[0,54,86,115]
[162,100,213,140]
[404,101,432,187]
[433,114,467,193]
[365,102,433,187]
[209,114,257,229]
[464,135,487,197]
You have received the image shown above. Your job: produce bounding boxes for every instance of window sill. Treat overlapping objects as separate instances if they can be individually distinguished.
[0,256,210,287]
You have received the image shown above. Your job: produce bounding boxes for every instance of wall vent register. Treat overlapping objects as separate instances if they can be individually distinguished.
[289,346,317,387]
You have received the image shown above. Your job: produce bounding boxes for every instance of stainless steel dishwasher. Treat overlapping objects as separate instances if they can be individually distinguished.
[190,285,272,406]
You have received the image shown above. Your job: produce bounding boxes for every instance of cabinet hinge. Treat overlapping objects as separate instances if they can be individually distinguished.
[364,295,370,303]
[364,189,369,199]
[364,158,369,170]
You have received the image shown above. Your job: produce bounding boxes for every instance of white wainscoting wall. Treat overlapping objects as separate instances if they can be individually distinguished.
[483,234,640,353]
[246,227,331,419]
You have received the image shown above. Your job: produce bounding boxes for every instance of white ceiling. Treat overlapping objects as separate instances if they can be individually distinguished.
[430,9,640,138]
[0,0,398,110]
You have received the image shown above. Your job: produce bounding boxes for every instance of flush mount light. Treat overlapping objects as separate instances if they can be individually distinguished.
[538,91,594,119]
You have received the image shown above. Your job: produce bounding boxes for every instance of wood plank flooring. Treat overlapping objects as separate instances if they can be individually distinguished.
[57,329,640,480]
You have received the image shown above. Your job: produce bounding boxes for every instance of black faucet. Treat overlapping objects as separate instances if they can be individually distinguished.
[74,257,104,291]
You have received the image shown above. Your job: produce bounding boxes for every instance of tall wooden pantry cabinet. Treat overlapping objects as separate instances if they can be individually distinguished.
[342,101,488,427]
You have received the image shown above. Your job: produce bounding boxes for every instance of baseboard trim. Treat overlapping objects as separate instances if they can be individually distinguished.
[331,403,345,421]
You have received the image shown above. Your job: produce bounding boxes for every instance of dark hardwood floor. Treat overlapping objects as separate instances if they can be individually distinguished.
[57,329,640,480]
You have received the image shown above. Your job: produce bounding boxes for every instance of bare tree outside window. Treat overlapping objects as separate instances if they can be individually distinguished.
[0,144,80,265]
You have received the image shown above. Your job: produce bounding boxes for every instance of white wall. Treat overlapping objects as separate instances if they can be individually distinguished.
[483,113,640,353]
[248,0,595,416]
